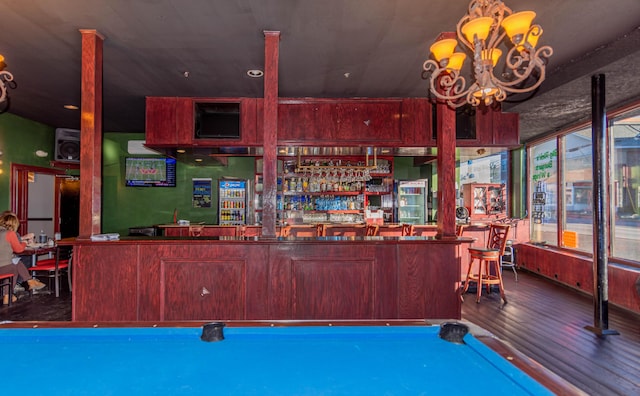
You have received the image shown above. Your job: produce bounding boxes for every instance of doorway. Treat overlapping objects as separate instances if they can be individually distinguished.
[10,163,79,239]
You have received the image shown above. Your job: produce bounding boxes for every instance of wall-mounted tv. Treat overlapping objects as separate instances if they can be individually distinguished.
[125,157,176,187]
[194,102,241,139]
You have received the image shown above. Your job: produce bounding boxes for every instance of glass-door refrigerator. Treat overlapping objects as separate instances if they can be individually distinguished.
[395,179,428,224]
[218,179,252,225]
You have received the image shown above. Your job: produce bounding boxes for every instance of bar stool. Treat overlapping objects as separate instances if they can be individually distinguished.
[365,224,379,236]
[1,273,14,306]
[462,223,511,303]
[401,224,415,236]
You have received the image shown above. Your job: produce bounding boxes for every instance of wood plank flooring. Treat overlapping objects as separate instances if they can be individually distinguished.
[1,270,638,395]
[462,270,640,396]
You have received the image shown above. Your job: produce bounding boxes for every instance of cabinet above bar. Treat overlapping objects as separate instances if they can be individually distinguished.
[144,96,520,151]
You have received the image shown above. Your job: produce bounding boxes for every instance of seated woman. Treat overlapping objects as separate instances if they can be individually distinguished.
[0,213,46,305]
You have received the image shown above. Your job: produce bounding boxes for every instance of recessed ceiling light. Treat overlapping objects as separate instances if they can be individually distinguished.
[176,149,186,154]
[64,104,79,110]
[194,158,203,162]
[247,69,264,78]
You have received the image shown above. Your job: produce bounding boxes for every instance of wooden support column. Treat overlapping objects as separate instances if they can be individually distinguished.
[433,33,457,238]
[435,99,457,238]
[78,29,104,239]
[261,31,281,238]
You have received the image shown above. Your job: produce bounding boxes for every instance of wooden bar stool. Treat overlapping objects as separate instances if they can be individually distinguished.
[401,223,415,236]
[462,223,510,303]
[1,273,15,306]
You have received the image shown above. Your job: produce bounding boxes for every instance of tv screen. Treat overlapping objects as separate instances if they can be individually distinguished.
[125,157,176,187]
[194,102,241,139]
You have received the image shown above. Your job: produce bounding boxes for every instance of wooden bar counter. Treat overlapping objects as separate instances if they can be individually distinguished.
[64,236,471,322]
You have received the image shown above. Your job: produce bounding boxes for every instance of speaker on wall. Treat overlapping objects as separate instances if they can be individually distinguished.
[54,128,80,162]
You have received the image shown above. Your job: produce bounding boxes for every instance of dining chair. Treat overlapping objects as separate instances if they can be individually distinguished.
[29,246,72,298]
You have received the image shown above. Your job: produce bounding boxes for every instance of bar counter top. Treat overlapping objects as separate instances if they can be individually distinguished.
[64,235,473,245]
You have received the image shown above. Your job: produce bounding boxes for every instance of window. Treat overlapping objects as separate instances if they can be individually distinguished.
[610,108,640,261]
[562,128,593,252]
[529,140,558,246]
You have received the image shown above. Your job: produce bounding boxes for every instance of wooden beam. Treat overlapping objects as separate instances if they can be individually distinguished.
[78,29,104,239]
[261,31,280,238]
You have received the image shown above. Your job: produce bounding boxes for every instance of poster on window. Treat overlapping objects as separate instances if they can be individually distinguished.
[192,178,212,208]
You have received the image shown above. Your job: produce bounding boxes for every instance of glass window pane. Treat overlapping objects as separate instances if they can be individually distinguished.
[611,109,640,261]
[562,128,593,252]
[530,140,558,246]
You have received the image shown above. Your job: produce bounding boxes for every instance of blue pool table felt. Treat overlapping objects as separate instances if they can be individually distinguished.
[1,325,552,395]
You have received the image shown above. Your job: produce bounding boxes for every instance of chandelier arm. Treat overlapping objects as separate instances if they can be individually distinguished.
[493,44,552,91]
[0,70,14,103]
[424,60,475,105]
[484,0,510,50]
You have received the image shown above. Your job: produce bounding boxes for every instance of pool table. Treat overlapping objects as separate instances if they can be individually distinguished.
[1,321,578,395]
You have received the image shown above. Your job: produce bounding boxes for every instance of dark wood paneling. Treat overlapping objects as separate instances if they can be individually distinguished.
[400,98,433,146]
[145,97,177,146]
[69,238,464,321]
[162,259,246,320]
[278,102,336,141]
[493,111,519,146]
[292,259,374,319]
[335,101,402,143]
[73,244,139,321]
[175,97,194,145]
[397,242,461,319]
[517,243,640,312]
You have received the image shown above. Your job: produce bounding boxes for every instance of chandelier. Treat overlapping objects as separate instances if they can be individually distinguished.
[0,54,15,106]
[423,0,553,108]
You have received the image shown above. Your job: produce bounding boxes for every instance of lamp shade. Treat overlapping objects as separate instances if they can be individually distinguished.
[501,11,536,43]
[430,39,458,62]
[461,17,494,43]
[446,52,467,72]
[481,48,502,66]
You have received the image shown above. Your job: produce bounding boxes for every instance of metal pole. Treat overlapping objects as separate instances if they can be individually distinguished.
[585,74,618,336]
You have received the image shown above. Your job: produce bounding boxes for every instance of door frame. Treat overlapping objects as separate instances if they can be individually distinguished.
[10,163,68,234]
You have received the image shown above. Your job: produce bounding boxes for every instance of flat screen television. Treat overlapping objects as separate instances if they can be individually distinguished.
[125,157,176,187]
[194,102,241,139]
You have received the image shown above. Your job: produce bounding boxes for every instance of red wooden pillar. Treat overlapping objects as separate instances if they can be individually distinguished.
[436,100,457,238]
[434,32,457,239]
[78,29,104,239]
[261,31,281,238]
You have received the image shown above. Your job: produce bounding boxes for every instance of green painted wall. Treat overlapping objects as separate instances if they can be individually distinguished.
[0,113,56,210]
[0,113,493,232]
[102,133,255,235]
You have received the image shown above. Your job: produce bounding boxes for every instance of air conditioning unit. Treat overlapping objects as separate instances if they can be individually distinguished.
[127,140,160,155]
[54,128,80,162]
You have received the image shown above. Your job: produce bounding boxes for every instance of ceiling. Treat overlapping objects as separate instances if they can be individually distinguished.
[1,0,639,144]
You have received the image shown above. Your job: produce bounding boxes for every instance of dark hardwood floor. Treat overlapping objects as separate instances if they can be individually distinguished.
[1,270,638,395]
[462,270,640,396]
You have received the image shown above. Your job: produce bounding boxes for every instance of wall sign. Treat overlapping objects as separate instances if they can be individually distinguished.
[192,178,212,208]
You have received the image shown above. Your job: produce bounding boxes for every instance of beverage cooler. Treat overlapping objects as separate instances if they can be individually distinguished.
[218,179,253,225]
[395,179,428,224]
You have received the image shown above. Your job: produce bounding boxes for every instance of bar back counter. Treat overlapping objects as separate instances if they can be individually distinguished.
[64,235,471,322]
